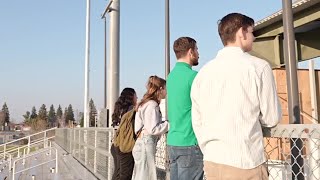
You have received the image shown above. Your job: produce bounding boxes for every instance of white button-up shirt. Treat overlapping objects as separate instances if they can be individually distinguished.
[191,47,282,169]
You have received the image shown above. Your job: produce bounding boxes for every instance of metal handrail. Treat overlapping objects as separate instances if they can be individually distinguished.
[0,127,56,161]
[12,147,58,180]
[0,127,56,149]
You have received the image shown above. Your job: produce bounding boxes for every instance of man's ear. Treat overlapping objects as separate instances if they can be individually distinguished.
[237,27,245,40]
[187,48,193,56]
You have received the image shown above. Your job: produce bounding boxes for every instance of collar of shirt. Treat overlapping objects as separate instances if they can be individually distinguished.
[176,62,192,69]
[217,47,244,58]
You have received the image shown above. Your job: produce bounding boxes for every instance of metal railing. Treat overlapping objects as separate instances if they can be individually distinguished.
[55,128,115,180]
[0,127,56,162]
[12,147,58,180]
[264,124,320,180]
[54,128,169,180]
[53,124,320,180]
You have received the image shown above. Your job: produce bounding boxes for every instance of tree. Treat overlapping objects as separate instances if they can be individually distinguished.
[79,112,84,127]
[89,99,97,127]
[56,105,62,119]
[0,111,5,127]
[23,111,30,123]
[30,106,37,119]
[66,104,75,123]
[2,103,10,124]
[48,105,56,127]
[38,104,47,121]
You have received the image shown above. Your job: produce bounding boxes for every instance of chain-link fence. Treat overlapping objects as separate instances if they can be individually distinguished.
[55,124,320,180]
[55,128,169,180]
[55,128,115,180]
[264,124,320,180]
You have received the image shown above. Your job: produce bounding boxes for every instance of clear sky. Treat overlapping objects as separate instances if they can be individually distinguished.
[0,0,314,122]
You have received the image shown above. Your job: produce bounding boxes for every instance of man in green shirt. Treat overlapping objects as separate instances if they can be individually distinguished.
[167,37,203,180]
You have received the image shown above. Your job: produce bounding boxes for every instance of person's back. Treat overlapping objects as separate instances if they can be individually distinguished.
[167,63,197,146]
[167,37,203,180]
[191,13,282,180]
[193,48,279,167]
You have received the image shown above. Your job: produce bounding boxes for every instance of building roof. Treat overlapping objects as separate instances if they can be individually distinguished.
[254,0,320,31]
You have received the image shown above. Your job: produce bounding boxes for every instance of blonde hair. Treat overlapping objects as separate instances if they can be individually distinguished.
[138,75,166,108]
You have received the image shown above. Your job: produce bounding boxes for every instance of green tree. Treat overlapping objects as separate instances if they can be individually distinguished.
[56,105,62,119]
[2,102,10,124]
[38,104,47,121]
[89,99,97,127]
[23,111,30,123]
[66,104,75,122]
[30,106,37,119]
[48,105,56,127]
[79,112,84,127]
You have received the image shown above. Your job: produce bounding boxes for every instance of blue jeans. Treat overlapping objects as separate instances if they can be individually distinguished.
[132,135,158,180]
[168,145,204,180]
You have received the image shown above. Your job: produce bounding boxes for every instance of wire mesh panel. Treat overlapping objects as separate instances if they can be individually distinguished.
[156,134,168,180]
[55,128,114,180]
[264,124,320,180]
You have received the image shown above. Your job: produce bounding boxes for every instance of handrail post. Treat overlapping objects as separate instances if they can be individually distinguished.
[94,130,97,173]
[9,154,12,172]
[44,131,47,148]
[78,129,81,159]
[50,141,52,156]
[23,147,26,165]
[18,146,20,158]
[84,130,88,166]
[12,160,16,180]
[3,144,6,160]
[28,136,31,154]
[55,148,58,173]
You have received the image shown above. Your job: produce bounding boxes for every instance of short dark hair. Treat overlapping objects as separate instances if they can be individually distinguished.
[173,37,197,59]
[218,13,254,46]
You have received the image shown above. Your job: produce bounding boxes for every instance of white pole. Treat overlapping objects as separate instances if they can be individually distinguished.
[309,59,319,180]
[84,0,91,128]
[108,0,120,126]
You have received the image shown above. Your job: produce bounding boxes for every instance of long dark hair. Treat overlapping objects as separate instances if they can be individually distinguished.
[138,75,166,108]
[112,87,136,127]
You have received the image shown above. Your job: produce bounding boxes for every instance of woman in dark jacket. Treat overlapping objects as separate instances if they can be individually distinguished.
[111,87,137,180]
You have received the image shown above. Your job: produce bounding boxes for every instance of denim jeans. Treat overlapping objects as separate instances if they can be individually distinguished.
[132,135,158,180]
[168,145,204,180]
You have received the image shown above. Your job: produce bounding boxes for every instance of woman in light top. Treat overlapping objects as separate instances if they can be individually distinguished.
[132,75,169,180]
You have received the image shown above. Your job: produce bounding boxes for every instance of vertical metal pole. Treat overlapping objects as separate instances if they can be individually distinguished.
[94,130,97,173]
[9,154,11,172]
[18,146,20,157]
[84,0,91,128]
[104,17,108,109]
[165,0,170,78]
[78,130,81,160]
[165,0,170,179]
[3,144,6,160]
[28,136,31,154]
[55,149,58,173]
[309,59,319,180]
[282,0,303,179]
[12,163,15,180]
[44,131,47,148]
[108,0,120,126]
[85,130,88,166]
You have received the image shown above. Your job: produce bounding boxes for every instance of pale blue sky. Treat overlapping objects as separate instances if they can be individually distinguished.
[0,0,314,122]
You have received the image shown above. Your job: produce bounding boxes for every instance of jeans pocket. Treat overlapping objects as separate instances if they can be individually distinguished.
[177,154,192,168]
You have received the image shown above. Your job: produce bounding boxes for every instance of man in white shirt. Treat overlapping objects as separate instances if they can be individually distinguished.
[190,13,282,180]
